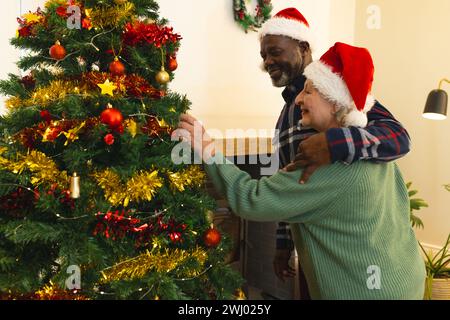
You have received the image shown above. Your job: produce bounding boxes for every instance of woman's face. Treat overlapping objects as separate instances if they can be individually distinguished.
[295,80,339,132]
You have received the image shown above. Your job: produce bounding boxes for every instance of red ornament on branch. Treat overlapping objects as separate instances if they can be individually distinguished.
[104,133,115,145]
[167,56,178,72]
[56,6,69,18]
[49,41,66,60]
[203,226,221,247]
[100,104,123,129]
[109,57,126,76]
[40,110,52,123]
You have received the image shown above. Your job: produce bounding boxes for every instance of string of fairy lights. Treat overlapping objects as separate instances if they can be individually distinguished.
[1,180,221,298]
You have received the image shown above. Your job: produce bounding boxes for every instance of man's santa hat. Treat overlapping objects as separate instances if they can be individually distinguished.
[259,8,314,50]
[303,42,376,127]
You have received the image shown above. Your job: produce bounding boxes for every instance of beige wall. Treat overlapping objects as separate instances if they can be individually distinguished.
[354,0,450,247]
[0,1,24,114]
[158,0,356,137]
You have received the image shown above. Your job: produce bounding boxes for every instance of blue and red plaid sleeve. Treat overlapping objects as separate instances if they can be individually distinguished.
[326,101,411,164]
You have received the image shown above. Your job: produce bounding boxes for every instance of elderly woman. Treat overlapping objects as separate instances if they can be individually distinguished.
[178,43,425,300]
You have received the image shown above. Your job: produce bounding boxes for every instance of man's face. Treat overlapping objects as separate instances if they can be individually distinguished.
[260,35,305,87]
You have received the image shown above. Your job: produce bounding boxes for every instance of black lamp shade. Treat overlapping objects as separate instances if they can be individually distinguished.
[423,89,448,120]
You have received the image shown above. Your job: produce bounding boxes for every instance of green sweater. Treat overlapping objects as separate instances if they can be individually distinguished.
[204,153,426,300]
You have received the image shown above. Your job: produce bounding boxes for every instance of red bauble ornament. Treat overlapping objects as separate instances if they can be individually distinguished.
[203,227,221,247]
[104,133,115,145]
[49,41,66,60]
[40,110,52,123]
[109,57,126,76]
[100,104,123,129]
[56,6,68,18]
[167,56,178,71]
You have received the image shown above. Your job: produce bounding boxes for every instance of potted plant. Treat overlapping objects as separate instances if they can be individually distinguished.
[416,184,450,300]
[419,233,450,300]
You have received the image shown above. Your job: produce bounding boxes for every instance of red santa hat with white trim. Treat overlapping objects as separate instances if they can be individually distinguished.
[303,42,376,127]
[259,8,315,51]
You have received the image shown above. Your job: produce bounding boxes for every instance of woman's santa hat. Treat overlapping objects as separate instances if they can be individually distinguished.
[304,42,376,127]
[259,8,315,51]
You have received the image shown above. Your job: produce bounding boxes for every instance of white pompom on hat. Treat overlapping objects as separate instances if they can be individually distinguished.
[303,42,376,127]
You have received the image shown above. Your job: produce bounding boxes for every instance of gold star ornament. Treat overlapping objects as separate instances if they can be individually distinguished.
[97,79,117,97]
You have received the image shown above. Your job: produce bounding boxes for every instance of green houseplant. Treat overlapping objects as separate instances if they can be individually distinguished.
[417,184,450,300]
[419,233,450,300]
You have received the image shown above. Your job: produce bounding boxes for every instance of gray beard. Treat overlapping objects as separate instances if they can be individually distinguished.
[271,72,291,88]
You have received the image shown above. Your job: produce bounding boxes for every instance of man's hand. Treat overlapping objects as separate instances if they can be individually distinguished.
[273,249,296,282]
[284,132,331,184]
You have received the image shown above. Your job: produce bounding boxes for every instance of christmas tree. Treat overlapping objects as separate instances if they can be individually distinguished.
[0,0,243,300]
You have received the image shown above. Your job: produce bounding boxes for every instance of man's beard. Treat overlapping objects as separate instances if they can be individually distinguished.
[271,72,291,87]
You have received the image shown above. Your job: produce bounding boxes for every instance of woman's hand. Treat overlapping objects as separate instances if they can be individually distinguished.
[177,113,216,161]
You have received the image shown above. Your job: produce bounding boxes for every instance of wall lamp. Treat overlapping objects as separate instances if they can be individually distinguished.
[423,79,449,120]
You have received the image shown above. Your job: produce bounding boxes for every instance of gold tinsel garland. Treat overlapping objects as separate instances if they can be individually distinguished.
[6,79,91,109]
[92,169,163,207]
[100,247,208,283]
[1,282,89,300]
[168,166,206,192]
[85,2,135,29]
[0,147,68,188]
[34,282,89,300]
[7,72,163,110]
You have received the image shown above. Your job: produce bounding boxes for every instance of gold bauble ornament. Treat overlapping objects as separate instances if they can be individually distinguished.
[155,67,170,84]
[114,0,128,4]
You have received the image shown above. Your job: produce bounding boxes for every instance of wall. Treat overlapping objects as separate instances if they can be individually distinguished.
[158,0,355,137]
[354,0,450,247]
[0,1,25,114]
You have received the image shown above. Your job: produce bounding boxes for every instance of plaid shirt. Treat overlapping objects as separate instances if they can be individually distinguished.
[275,75,411,250]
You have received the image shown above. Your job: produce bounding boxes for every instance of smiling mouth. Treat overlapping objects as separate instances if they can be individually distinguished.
[268,68,281,78]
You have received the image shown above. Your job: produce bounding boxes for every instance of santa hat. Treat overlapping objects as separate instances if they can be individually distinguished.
[303,42,375,127]
[259,8,314,51]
